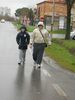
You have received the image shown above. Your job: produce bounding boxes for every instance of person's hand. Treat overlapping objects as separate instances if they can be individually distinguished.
[29,43,33,48]
[48,41,51,46]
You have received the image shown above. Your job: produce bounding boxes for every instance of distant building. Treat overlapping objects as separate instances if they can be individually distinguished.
[37,0,67,17]
[0,7,11,16]
[37,0,67,30]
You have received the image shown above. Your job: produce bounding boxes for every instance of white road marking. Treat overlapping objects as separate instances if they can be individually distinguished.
[52,84,67,97]
[42,69,51,77]
[47,72,51,77]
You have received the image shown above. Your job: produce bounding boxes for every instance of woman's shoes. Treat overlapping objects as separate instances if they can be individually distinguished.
[37,64,41,69]
[33,62,41,69]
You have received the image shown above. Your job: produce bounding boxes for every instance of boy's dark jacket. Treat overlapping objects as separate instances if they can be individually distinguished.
[16,31,30,50]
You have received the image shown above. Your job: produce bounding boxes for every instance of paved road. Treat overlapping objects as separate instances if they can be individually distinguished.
[52,34,65,39]
[0,22,75,100]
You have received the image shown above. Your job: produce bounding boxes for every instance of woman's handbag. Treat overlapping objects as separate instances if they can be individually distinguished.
[39,30,47,47]
[44,43,47,47]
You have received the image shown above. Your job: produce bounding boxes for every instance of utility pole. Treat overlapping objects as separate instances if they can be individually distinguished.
[51,0,55,31]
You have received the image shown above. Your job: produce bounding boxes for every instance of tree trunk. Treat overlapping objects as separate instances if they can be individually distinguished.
[65,6,71,40]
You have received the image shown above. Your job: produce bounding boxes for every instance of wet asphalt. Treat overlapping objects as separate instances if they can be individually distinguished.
[0,22,75,100]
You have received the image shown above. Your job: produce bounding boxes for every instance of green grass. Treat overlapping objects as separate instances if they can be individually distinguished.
[53,39,75,55]
[61,40,75,49]
[53,39,75,49]
[13,22,34,32]
[13,22,66,33]
[13,22,22,30]
[27,25,34,32]
[49,29,66,34]
[45,41,75,72]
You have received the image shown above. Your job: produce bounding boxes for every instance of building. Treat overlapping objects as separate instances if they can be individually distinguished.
[0,7,11,16]
[37,0,67,30]
[71,3,75,29]
[37,0,66,17]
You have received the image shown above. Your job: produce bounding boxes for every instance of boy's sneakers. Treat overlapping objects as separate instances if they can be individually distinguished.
[18,61,25,66]
[37,64,41,69]
[35,64,41,69]
[18,62,21,65]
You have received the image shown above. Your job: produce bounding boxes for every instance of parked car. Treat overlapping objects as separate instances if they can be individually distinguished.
[0,19,5,23]
[70,30,75,40]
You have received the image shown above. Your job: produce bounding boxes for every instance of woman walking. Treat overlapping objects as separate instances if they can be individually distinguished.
[30,21,51,68]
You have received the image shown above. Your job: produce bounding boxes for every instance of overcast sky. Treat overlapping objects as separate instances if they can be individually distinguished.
[0,0,44,16]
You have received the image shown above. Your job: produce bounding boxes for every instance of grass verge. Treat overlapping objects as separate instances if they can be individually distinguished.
[27,25,34,32]
[13,22,66,34]
[53,39,75,55]
[13,22,34,32]
[45,40,75,72]
[49,29,66,34]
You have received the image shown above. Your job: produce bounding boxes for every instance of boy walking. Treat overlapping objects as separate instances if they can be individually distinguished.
[16,26,30,65]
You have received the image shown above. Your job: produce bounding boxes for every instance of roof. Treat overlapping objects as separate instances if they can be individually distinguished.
[37,0,66,5]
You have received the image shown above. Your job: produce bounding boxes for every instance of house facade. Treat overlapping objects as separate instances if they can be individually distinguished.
[37,0,67,30]
[37,0,67,17]
[71,3,75,29]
